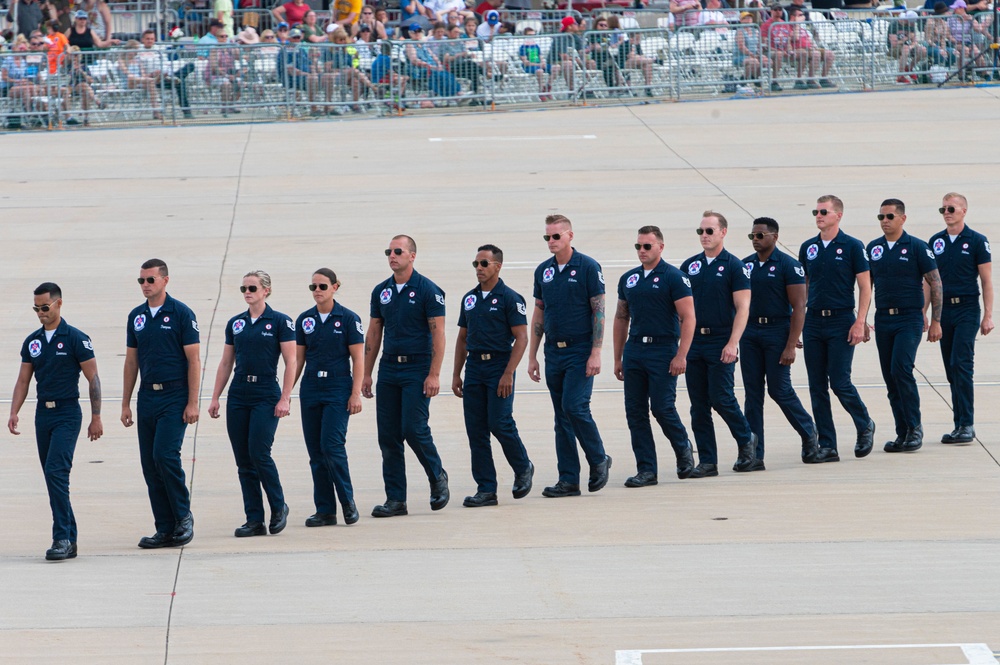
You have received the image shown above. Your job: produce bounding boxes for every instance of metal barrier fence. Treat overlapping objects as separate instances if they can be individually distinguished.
[2,17,998,131]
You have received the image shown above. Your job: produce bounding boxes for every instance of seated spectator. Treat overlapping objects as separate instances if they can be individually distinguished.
[3,35,45,127]
[499,20,516,35]
[120,39,163,120]
[299,11,326,42]
[733,11,771,86]
[374,7,399,39]
[277,27,321,114]
[888,10,927,83]
[137,29,195,119]
[477,9,501,39]
[404,23,462,99]
[445,9,473,27]
[205,30,242,115]
[200,18,225,45]
[42,20,69,75]
[259,28,280,49]
[63,45,100,125]
[548,15,593,91]
[946,0,986,76]
[463,16,479,39]
[274,22,291,43]
[322,26,376,111]
[437,22,484,100]
[606,15,654,95]
[518,25,551,98]
[699,0,731,29]
[271,0,310,28]
[400,0,430,35]
[766,5,836,89]
[924,1,958,65]
[357,6,389,40]
[670,0,702,29]
[235,25,260,44]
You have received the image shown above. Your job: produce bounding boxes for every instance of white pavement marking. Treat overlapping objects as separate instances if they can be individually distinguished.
[428,135,597,142]
[615,643,1000,665]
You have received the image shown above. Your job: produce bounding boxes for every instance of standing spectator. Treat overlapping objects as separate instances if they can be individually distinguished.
[215,0,235,38]
[400,0,429,34]
[474,0,502,17]
[272,0,311,27]
[43,20,68,74]
[333,0,363,30]
[8,0,45,37]
[670,0,701,29]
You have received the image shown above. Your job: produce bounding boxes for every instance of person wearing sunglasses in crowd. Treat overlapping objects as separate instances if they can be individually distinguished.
[122,259,201,549]
[293,269,364,528]
[927,193,993,446]
[207,271,295,538]
[740,217,819,466]
[613,226,696,488]
[680,212,758,478]
[865,199,941,454]
[798,196,876,463]
[8,283,103,561]
[363,236,450,518]
[452,245,534,508]
[527,215,612,498]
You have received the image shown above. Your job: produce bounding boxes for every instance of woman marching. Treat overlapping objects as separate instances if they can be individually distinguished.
[209,270,296,537]
[294,268,364,527]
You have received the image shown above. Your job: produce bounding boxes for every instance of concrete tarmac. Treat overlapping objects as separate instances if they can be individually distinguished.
[1,88,999,665]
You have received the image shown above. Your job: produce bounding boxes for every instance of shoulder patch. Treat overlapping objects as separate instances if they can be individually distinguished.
[516,301,526,316]
[192,320,200,333]
[681,276,692,288]
[286,319,295,332]
[597,271,605,285]
[986,241,992,255]
[794,266,805,277]
[356,320,364,335]
[82,339,94,351]
[435,294,446,306]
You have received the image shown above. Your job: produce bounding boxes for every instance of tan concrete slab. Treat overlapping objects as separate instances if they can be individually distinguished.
[1,88,999,664]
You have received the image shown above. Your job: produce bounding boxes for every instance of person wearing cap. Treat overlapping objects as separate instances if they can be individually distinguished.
[798,196,876,463]
[740,217,819,466]
[199,17,225,45]
[613,226,696,488]
[927,193,993,446]
[272,0,310,29]
[452,244,535,508]
[8,282,103,561]
[548,16,593,91]
[946,0,986,78]
[527,214,612,499]
[277,26,322,114]
[274,22,291,43]
[66,9,116,48]
[362,235,450,518]
[476,9,501,39]
[404,24,461,98]
[888,10,927,83]
[925,2,958,67]
[208,271,295,538]
[734,11,771,87]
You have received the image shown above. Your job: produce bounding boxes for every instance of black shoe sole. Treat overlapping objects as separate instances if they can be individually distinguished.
[235,528,267,538]
[138,537,175,549]
[463,498,499,507]
[541,487,582,498]
[343,512,360,525]
[371,506,408,518]
[45,551,77,561]
[588,455,612,492]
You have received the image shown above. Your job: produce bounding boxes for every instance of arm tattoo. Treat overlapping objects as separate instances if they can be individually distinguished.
[533,322,544,338]
[428,318,437,330]
[591,295,605,348]
[615,300,630,321]
[89,373,102,415]
[926,269,943,322]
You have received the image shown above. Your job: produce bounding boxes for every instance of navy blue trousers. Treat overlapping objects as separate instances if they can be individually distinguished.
[226,381,285,523]
[623,341,689,474]
[544,343,606,485]
[376,360,444,502]
[739,323,815,459]
[136,388,191,534]
[940,302,979,428]
[300,377,355,514]
[463,354,531,494]
[685,334,752,465]
[35,401,82,542]
[802,312,871,450]
[874,311,924,437]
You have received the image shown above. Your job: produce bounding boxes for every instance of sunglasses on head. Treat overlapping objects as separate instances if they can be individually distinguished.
[137,276,157,284]
[32,303,55,313]
[939,205,957,214]
[634,243,654,250]
[748,232,774,240]
[812,208,830,216]
[385,248,405,256]
[542,233,562,241]
[308,283,331,291]
[876,213,898,221]
[696,228,716,236]
[239,285,259,293]
[472,260,494,268]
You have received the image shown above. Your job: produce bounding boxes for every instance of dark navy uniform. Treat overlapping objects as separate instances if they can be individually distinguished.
[740,249,815,459]
[126,294,199,535]
[370,270,446,502]
[457,278,532,494]
[929,225,991,429]
[867,232,937,438]
[224,304,294,524]
[20,320,94,543]
[296,301,364,516]
[680,250,754,465]
[533,249,608,485]
[617,259,692,474]
[799,230,872,451]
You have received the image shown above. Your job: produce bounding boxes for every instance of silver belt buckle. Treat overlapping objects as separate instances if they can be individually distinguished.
[45,401,56,409]
[317,371,328,378]
[820,310,833,317]
[397,356,408,363]
[152,383,163,391]
[757,317,768,324]
[888,308,899,315]
[246,375,258,383]
[481,353,492,360]
[641,336,653,343]
[950,297,962,304]
[699,328,711,335]
[556,342,568,348]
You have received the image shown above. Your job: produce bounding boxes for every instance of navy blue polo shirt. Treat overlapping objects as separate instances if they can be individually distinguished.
[20,319,95,402]
[369,269,446,356]
[296,301,364,372]
[616,259,691,339]
[457,278,527,353]
[929,224,991,299]
[799,229,870,310]
[126,293,200,384]
[680,249,750,329]
[533,249,605,342]
[866,232,937,311]
[742,249,806,320]
[225,303,296,377]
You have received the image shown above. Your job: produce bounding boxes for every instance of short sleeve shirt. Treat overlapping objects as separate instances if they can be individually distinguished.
[680,249,750,329]
[370,270,446,356]
[616,259,692,339]
[533,249,605,342]
[867,232,938,311]
[20,319,95,402]
[929,224,991,299]
[282,0,310,24]
[224,303,296,377]
[742,249,806,320]
[334,0,363,23]
[296,301,364,379]
[457,278,528,352]
[126,293,200,384]
[799,229,870,310]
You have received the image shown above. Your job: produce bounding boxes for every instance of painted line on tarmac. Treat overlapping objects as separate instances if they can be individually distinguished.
[428,134,597,142]
[615,643,999,665]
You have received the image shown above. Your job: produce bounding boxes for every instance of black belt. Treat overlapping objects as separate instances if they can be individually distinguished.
[812,308,850,317]
[385,354,429,364]
[141,379,186,392]
[752,316,790,325]
[235,374,275,383]
[469,351,510,361]
[696,327,730,336]
[880,307,920,316]
[628,335,676,344]
[39,399,78,409]
[946,296,975,305]
[548,337,584,348]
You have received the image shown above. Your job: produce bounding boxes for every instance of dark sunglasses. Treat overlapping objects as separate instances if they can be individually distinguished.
[385,248,405,256]
[748,232,774,240]
[472,260,494,268]
[634,243,654,250]
[137,276,157,284]
[939,206,957,214]
[812,209,830,216]
[32,303,56,313]
[239,285,259,293]
[543,233,562,241]
[308,283,330,291]
[876,213,898,221]
[696,228,716,236]
[30,41,44,46]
